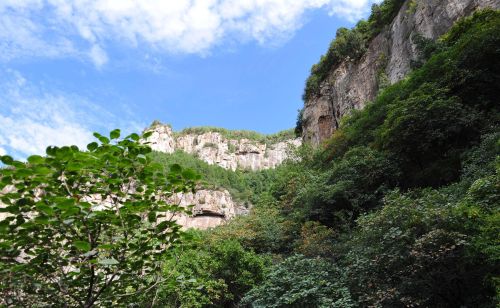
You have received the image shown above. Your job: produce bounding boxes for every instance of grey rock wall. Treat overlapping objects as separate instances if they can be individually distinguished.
[302,0,500,146]
[145,125,301,171]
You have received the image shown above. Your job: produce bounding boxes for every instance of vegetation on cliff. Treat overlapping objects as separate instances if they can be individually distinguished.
[155,124,297,144]
[150,150,275,205]
[303,0,406,100]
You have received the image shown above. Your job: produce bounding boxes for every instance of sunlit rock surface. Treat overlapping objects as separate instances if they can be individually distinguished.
[302,0,500,146]
[145,125,301,171]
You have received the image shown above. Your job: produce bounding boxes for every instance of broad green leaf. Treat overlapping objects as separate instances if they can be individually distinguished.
[56,198,76,210]
[66,161,83,171]
[99,258,119,265]
[98,136,110,144]
[0,220,9,233]
[128,133,140,141]
[93,132,104,139]
[110,129,121,139]
[93,132,110,144]
[36,204,54,216]
[34,166,52,175]
[73,241,91,252]
[34,216,50,225]
[45,146,57,156]
[27,155,44,164]
[87,142,98,151]
[156,220,175,232]
[1,155,14,165]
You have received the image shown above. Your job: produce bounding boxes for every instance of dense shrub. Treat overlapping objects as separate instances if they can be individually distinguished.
[293,146,398,228]
[237,10,500,307]
[150,150,277,204]
[241,255,355,308]
[158,235,269,307]
[343,182,498,307]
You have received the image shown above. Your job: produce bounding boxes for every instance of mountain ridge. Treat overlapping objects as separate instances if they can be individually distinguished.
[144,123,301,171]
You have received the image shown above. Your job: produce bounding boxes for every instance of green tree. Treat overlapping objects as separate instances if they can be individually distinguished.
[344,189,497,307]
[242,255,355,308]
[159,235,269,307]
[0,130,199,307]
[295,146,397,228]
[379,84,479,187]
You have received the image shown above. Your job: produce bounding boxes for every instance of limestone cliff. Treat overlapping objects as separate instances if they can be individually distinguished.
[145,124,301,171]
[141,124,300,228]
[302,0,500,145]
[167,189,248,230]
[0,184,245,230]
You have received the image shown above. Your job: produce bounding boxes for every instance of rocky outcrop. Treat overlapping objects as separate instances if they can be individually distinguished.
[167,189,248,229]
[142,125,299,227]
[302,0,500,146]
[0,184,245,230]
[145,125,301,171]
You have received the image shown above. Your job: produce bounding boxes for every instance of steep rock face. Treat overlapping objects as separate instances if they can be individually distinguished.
[146,125,301,171]
[167,189,248,230]
[0,186,245,230]
[143,125,300,228]
[302,0,500,146]
[147,125,176,153]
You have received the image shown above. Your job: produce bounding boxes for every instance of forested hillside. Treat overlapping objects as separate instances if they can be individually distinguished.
[1,3,499,308]
[154,9,500,307]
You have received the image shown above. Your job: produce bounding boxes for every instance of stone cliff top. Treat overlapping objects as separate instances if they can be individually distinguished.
[144,123,302,171]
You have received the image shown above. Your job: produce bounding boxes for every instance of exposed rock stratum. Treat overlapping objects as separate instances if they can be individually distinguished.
[144,124,301,171]
[302,0,500,145]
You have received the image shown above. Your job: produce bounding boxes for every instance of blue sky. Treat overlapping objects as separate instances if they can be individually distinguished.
[0,0,379,158]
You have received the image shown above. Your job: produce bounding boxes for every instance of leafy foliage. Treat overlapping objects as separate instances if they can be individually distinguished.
[294,108,304,137]
[1,7,499,308]
[157,233,269,307]
[0,130,199,307]
[238,9,500,308]
[241,255,355,308]
[343,184,498,307]
[150,150,276,205]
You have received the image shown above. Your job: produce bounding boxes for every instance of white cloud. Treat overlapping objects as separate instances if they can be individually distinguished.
[89,44,108,68]
[0,0,378,65]
[0,69,145,158]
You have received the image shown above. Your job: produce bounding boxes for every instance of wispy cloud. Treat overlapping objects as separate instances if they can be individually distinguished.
[0,69,145,159]
[0,0,378,67]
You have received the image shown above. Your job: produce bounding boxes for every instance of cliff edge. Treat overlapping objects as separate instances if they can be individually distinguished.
[302,0,500,145]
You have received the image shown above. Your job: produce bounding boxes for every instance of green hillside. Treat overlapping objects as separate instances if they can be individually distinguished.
[161,9,500,307]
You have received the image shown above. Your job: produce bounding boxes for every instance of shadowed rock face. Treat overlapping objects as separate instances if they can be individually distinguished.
[302,0,500,146]
[145,125,301,171]
[166,189,248,230]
